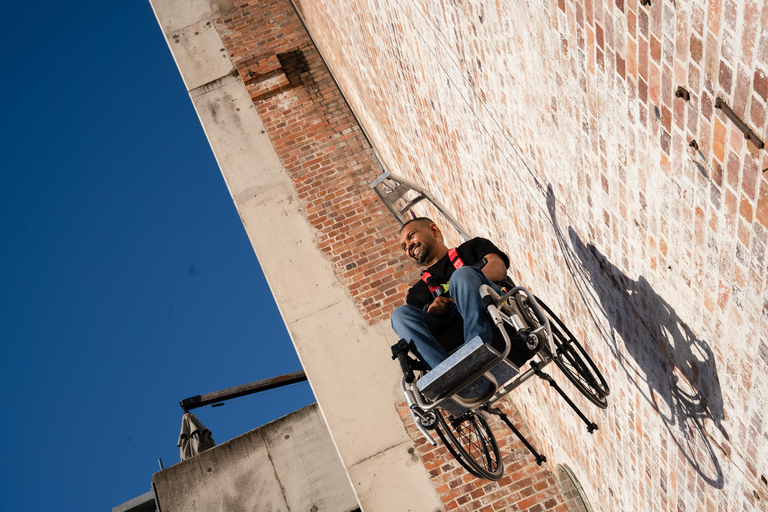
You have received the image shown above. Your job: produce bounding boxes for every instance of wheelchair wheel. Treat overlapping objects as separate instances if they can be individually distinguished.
[435,409,504,481]
[516,295,610,409]
[535,298,610,409]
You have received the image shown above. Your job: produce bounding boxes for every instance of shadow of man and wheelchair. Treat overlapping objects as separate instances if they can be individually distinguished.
[544,183,728,488]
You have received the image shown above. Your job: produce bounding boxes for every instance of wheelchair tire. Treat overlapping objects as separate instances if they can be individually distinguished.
[536,297,610,409]
[435,409,504,481]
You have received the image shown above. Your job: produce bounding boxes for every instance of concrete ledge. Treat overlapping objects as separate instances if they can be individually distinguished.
[112,490,156,512]
[153,404,358,512]
[190,79,286,198]
[150,0,235,34]
[164,19,234,92]
[348,442,444,512]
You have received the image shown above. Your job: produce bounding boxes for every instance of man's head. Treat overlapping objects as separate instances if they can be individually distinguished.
[399,217,448,266]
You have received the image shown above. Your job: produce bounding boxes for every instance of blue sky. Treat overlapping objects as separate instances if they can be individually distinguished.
[0,2,314,510]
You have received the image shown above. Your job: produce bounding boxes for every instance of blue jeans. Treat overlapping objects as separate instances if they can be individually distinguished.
[391,266,501,370]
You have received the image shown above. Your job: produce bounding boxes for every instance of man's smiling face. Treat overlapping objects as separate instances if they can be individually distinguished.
[399,221,438,266]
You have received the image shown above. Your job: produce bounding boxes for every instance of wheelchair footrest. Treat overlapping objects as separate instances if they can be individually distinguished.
[417,337,519,416]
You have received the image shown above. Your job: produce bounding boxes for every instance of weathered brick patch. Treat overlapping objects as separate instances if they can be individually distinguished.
[213,0,419,323]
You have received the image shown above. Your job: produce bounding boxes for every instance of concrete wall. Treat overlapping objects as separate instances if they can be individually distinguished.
[153,404,359,512]
[288,1,768,511]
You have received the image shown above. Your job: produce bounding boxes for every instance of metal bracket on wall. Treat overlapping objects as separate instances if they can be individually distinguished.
[675,86,690,101]
[370,150,472,241]
[715,97,765,150]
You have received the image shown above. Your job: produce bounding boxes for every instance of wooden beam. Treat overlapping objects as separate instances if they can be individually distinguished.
[180,370,308,412]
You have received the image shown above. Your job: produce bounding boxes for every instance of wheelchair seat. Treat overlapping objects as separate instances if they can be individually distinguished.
[436,317,538,368]
[418,336,520,416]
[415,318,541,416]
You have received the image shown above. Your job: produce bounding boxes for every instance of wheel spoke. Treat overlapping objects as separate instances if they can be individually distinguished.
[456,420,491,467]
[436,411,503,480]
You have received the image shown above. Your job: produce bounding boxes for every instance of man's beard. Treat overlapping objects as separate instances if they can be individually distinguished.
[411,242,430,265]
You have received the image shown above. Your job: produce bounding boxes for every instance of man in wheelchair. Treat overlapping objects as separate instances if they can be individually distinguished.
[391,217,510,371]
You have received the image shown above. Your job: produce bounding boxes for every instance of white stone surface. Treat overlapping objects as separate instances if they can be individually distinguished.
[348,441,445,512]
[162,18,234,91]
[150,0,234,34]
[261,406,359,512]
[191,78,286,199]
[153,405,359,512]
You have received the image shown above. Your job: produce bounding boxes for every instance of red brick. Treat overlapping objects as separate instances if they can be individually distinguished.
[750,94,766,129]
[706,0,723,36]
[758,32,768,67]
[725,152,742,189]
[650,35,662,64]
[690,34,703,63]
[740,193,754,221]
[638,37,649,82]
[616,55,626,80]
[738,218,752,247]
[691,3,706,35]
[755,68,768,101]
[713,116,727,163]
[704,33,720,93]
[740,0,760,65]
[742,155,760,200]
[718,62,732,94]
[757,177,768,229]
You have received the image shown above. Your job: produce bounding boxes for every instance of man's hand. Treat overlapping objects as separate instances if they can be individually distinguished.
[482,253,508,282]
[427,296,455,316]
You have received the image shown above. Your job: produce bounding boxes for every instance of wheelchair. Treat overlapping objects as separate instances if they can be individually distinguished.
[392,277,610,481]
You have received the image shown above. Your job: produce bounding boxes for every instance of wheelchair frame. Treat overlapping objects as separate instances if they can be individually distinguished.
[392,284,610,481]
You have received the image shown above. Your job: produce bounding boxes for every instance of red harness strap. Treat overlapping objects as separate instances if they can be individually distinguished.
[448,247,463,268]
[420,248,508,299]
[420,248,465,296]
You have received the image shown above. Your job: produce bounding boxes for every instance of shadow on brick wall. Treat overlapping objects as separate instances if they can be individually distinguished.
[545,184,727,489]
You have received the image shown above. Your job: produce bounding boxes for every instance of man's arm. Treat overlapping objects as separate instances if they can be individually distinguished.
[428,251,505,315]
[481,252,508,282]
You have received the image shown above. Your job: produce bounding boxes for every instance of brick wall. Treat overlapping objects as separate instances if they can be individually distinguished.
[213,0,416,323]
[287,0,768,511]
[398,400,571,512]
